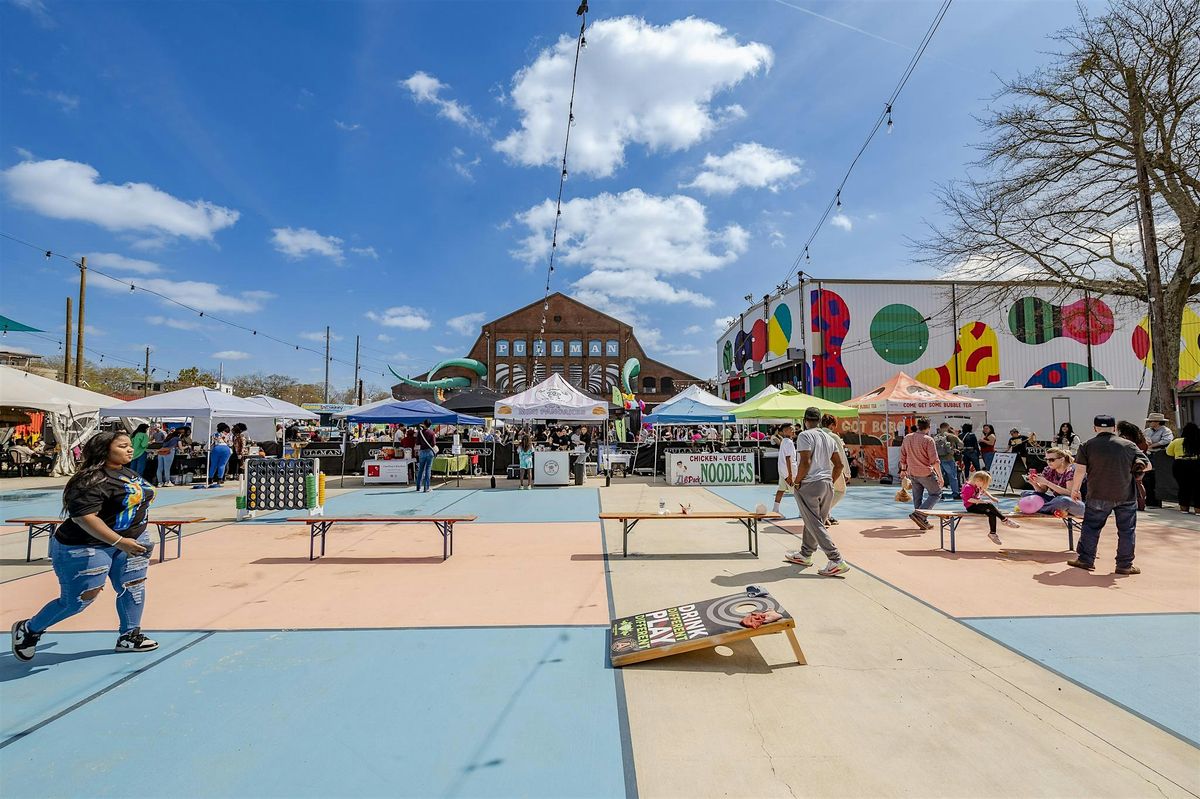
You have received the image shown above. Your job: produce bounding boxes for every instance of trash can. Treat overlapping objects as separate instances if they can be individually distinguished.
[573,459,585,486]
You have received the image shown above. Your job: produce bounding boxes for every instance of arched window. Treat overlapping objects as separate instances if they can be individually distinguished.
[660,377,675,395]
[642,377,657,394]
[495,339,509,357]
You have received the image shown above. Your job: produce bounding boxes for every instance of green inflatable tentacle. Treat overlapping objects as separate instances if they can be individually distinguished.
[387,358,487,391]
[428,358,487,380]
[621,358,640,394]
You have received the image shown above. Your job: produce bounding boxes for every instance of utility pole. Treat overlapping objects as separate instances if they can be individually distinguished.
[353,335,360,406]
[63,296,72,384]
[323,325,331,404]
[143,346,151,397]
[74,256,86,386]
[1124,65,1174,424]
[357,379,364,406]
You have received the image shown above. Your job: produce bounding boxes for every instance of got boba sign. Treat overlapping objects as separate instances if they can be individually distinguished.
[667,452,755,486]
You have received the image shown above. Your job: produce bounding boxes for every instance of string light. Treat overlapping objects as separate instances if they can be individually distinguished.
[533,0,588,375]
[779,0,953,288]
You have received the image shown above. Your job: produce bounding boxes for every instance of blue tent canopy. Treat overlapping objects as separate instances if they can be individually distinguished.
[343,398,484,425]
[644,398,736,425]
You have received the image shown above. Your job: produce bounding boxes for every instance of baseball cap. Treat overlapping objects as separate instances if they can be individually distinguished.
[1093,414,1116,429]
[803,406,821,422]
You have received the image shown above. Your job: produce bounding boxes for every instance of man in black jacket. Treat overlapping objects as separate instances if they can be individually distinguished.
[1068,414,1150,575]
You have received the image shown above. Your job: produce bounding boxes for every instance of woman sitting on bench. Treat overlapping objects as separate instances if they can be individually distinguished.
[1022,447,1086,518]
[962,471,1019,546]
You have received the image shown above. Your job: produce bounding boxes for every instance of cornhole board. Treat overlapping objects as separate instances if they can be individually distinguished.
[609,593,806,667]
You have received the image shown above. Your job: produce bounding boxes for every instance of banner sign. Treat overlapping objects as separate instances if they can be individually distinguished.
[609,593,791,666]
[667,452,755,485]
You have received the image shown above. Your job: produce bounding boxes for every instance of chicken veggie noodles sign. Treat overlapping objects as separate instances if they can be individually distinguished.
[668,452,754,485]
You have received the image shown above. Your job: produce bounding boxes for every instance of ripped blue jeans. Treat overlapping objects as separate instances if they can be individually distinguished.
[28,532,152,635]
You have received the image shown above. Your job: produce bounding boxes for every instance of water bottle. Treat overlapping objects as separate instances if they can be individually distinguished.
[658,497,666,515]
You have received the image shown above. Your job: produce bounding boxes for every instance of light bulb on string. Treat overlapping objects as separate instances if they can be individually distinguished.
[805,247,811,264]
[44,251,51,259]
[836,191,842,210]
[561,168,568,180]
[129,284,135,292]
[580,35,587,49]
[886,104,893,134]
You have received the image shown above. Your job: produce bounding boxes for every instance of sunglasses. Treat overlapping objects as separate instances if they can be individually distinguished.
[1047,456,1062,462]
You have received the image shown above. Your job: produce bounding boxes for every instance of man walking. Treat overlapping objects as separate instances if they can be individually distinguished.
[900,418,943,530]
[772,423,798,517]
[1142,413,1173,508]
[935,422,963,499]
[784,407,850,576]
[1068,414,1149,575]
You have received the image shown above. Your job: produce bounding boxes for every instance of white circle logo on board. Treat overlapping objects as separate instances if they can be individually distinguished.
[544,460,560,476]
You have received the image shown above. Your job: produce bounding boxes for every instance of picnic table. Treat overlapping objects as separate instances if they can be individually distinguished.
[598,510,783,557]
[286,515,477,561]
[923,508,1079,553]
[4,517,207,563]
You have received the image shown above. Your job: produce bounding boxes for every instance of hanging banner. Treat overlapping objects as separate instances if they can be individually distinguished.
[667,452,755,485]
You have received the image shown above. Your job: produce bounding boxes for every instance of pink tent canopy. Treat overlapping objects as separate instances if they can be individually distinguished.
[846,372,987,413]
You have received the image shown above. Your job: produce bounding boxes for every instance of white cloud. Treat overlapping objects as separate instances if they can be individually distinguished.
[22,88,79,112]
[683,142,803,195]
[376,333,394,343]
[95,277,268,313]
[2,158,238,240]
[211,350,251,361]
[714,316,735,333]
[298,331,344,343]
[334,120,362,131]
[450,148,482,180]
[447,312,485,335]
[663,345,703,357]
[683,325,703,335]
[3,344,35,355]
[432,345,459,355]
[271,226,345,264]
[10,0,53,26]
[83,252,161,275]
[496,17,772,177]
[351,246,378,259]
[830,213,852,232]
[400,71,486,134]
[366,306,432,330]
[513,188,746,312]
[14,146,34,160]
[147,315,202,331]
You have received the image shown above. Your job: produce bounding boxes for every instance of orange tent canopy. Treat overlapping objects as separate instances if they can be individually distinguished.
[845,372,987,414]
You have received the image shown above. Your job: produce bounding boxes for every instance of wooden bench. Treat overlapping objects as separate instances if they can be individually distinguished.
[287,516,477,561]
[5,517,207,563]
[598,511,783,557]
[921,509,1078,553]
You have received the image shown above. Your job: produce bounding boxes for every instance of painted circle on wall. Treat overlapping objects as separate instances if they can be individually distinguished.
[768,304,792,357]
[750,319,768,362]
[869,303,928,364]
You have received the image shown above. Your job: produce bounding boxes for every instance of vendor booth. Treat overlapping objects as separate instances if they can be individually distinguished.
[340,398,484,485]
[846,372,986,479]
[731,386,859,484]
[495,375,609,486]
[645,398,739,485]
[0,364,119,475]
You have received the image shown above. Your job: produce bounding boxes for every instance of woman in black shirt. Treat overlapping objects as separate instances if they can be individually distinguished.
[10,431,159,662]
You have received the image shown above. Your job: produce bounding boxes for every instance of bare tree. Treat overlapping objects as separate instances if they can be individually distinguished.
[919,0,1199,422]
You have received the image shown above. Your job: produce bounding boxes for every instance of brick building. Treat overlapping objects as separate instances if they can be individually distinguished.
[393,293,702,400]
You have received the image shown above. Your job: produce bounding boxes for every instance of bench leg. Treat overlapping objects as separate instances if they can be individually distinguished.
[309,521,332,560]
[949,517,958,553]
[435,521,453,561]
[1066,518,1076,551]
[623,520,630,557]
[26,523,55,563]
[784,627,807,666]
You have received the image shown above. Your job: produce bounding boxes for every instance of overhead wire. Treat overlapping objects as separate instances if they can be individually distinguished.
[780,0,954,288]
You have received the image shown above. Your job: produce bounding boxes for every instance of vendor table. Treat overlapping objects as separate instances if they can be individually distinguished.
[432,454,469,476]
[599,452,632,475]
[362,458,413,484]
[533,450,570,486]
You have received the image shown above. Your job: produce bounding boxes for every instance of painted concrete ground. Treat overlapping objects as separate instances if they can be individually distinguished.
[1,478,1197,797]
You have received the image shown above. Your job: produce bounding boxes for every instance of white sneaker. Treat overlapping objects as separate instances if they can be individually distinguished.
[784,551,813,568]
[114,628,158,653]
[818,560,850,577]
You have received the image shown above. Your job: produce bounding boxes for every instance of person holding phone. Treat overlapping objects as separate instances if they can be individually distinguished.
[10,431,159,662]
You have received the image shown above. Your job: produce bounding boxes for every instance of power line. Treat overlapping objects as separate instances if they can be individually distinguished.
[780,0,954,287]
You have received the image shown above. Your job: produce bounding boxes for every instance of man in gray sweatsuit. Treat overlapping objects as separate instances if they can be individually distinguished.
[784,406,850,576]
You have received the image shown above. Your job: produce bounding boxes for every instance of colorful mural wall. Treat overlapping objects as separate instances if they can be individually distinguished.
[716,280,1200,399]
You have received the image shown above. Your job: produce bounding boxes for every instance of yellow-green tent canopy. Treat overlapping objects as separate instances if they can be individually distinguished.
[731,386,859,419]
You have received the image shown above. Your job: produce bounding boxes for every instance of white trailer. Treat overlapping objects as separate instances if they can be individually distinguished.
[952,381,1151,443]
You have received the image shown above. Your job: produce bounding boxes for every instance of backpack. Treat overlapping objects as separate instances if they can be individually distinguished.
[934,433,955,460]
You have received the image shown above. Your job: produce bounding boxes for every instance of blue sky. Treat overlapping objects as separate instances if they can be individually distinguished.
[0,0,1098,388]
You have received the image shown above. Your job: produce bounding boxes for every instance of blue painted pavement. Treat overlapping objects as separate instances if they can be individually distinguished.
[964,613,1200,745]
[0,487,232,523]
[1,627,628,798]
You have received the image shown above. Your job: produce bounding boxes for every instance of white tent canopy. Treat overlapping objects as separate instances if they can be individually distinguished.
[653,384,736,412]
[100,387,280,420]
[0,365,120,476]
[495,374,609,421]
[245,395,321,420]
[742,383,782,406]
[0,364,117,416]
